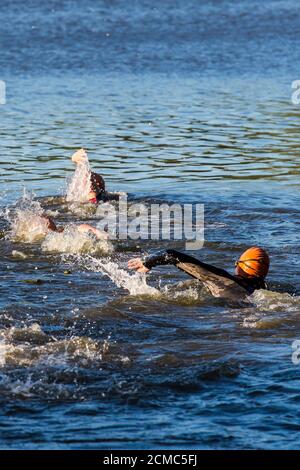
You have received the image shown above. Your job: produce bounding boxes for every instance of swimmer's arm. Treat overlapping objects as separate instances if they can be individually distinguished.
[129,249,235,281]
[128,250,204,273]
[77,224,109,240]
[146,249,232,275]
[143,249,182,269]
[128,250,186,273]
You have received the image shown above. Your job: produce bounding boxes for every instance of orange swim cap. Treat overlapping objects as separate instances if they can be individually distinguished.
[235,247,270,279]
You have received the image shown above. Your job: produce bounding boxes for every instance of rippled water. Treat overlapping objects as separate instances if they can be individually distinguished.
[0,0,300,450]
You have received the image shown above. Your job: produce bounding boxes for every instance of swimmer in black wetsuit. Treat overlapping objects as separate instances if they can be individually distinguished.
[128,247,270,302]
[71,149,119,203]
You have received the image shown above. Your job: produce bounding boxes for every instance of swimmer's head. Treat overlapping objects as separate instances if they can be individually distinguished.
[89,172,105,200]
[44,216,58,232]
[235,247,270,279]
[43,216,63,233]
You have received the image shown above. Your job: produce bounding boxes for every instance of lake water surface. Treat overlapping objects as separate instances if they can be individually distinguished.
[0,0,300,449]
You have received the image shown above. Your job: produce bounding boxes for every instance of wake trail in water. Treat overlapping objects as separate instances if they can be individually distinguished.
[68,254,160,297]
[242,289,300,328]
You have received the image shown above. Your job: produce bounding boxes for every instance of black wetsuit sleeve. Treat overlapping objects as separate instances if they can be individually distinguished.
[97,191,120,202]
[144,249,235,280]
[143,250,181,269]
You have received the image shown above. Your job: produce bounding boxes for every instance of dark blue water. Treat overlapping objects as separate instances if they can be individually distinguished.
[0,0,300,450]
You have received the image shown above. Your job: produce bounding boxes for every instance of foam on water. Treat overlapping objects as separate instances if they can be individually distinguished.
[11,250,28,259]
[243,289,300,328]
[0,323,108,368]
[161,280,204,304]
[251,289,300,312]
[0,339,11,367]
[42,226,113,255]
[0,324,114,400]
[63,201,97,218]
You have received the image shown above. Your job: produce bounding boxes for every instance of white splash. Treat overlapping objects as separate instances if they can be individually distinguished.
[66,158,91,203]
[78,255,160,297]
[162,281,202,302]
[6,190,49,242]
[250,289,300,312]
[243,289,300,328]
[42,226,113,255]
[0,324,108,369]
[11,250,28,259]
[0,339,10,367]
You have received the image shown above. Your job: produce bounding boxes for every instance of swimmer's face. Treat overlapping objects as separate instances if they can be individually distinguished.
[88,190,97,201]
[235,265,246,277]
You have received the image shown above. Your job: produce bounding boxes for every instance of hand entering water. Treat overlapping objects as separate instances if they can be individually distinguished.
[128,258,150,273]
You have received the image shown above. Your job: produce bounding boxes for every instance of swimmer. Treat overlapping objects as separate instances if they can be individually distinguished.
[128,247,270,302]
[10,211,108,242]
[43,216,108,240]
[71,149,119,203]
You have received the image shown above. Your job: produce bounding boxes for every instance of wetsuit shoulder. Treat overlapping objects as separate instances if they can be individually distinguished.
[234,276,267,295]
[96,191,120,203]
[143,249,181,269]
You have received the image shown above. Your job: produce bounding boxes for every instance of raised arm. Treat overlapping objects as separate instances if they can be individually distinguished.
[128,249,248,300]
[144,249,233,278]
[128,249,233,277]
